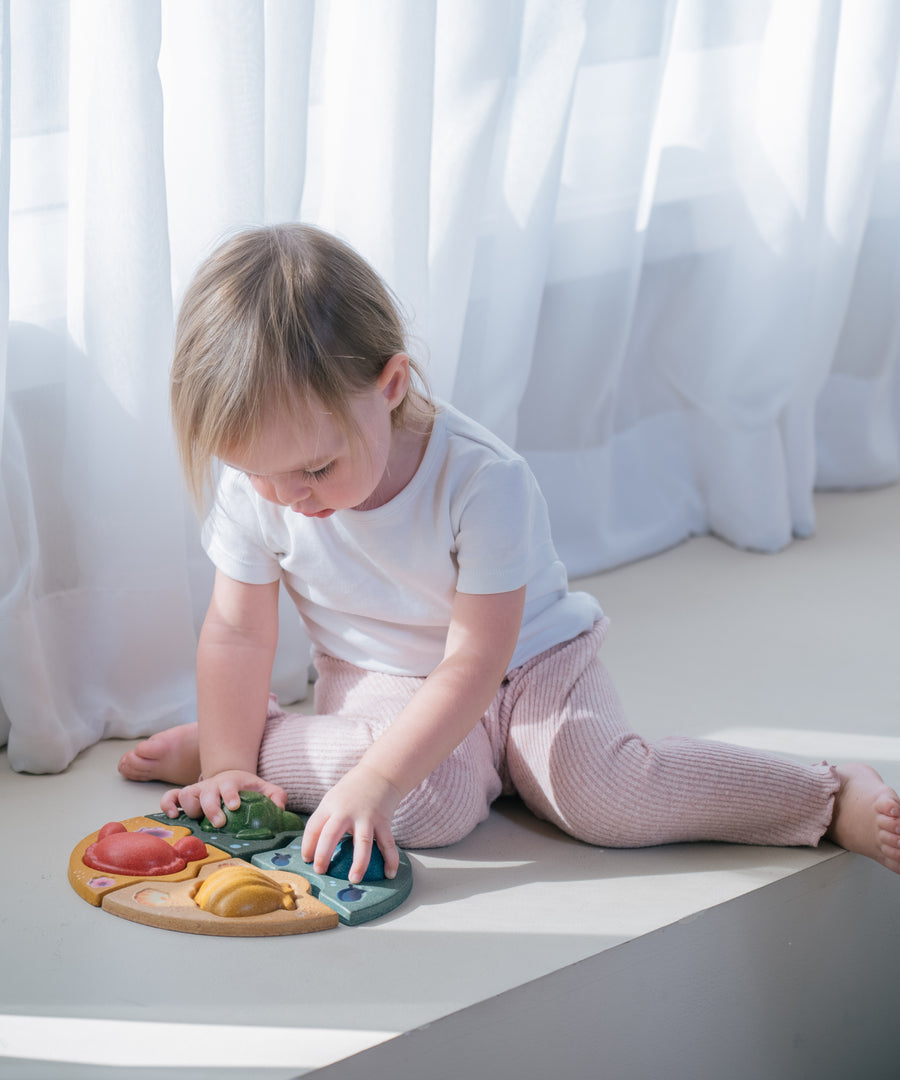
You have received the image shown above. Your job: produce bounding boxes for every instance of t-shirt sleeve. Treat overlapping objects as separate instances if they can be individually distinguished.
[453,456,558,595]
[201,468,283,585]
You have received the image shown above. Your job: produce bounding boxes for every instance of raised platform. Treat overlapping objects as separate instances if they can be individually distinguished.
[2,487,898,1078]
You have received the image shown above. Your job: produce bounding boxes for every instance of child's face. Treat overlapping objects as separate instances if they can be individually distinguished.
[221,360,408,517]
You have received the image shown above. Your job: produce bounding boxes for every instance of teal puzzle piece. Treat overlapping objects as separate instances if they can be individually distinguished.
[252,839,414,926]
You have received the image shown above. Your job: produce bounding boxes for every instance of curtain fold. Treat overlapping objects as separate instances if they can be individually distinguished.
[0,0,10,749]
[3,0,899,773]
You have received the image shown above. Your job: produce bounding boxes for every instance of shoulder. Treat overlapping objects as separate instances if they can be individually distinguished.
[203,466,292,558]
[435,406,555,592]
[434,403,536,505]
[434,404,538,505]
[205,466,270,531]
[438,402,523,466]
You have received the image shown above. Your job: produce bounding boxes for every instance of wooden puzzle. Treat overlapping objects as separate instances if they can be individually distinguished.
[68,793,413,935]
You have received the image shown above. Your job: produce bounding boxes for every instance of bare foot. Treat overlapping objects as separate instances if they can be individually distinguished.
[117,724,201,787]
[825,763,900,873]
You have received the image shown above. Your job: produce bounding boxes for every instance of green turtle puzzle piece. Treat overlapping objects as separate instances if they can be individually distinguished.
[199,790,304,838]
[146,791,305,862]
[252,836,413,926]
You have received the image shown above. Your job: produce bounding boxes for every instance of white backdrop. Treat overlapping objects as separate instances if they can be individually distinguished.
[2,0,899,772]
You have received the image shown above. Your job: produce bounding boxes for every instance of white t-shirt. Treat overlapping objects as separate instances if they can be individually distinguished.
[202,401,602,676]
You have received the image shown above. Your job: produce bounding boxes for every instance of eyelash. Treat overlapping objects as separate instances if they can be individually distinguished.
[247,461,335,484]
[304,462,335,481]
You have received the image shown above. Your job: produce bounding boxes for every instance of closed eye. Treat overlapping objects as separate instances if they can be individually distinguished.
[304,461,335,481]
[245,461,335,483]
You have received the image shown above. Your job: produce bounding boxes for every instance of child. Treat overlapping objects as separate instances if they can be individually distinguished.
[119,223,900,886]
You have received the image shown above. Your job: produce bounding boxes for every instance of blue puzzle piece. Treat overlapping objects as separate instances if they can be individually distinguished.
[326,835,386,882]
[252,838,413,926]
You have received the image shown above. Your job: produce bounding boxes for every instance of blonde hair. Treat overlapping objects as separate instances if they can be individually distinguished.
[171,223,430,509]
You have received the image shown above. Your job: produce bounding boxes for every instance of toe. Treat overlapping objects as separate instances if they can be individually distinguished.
[878,852,900,874]
[876,810,900,840]
[118,743,161,781]
[117,751,142,780]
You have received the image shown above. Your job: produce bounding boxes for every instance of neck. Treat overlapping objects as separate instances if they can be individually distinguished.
[358,416,433,510]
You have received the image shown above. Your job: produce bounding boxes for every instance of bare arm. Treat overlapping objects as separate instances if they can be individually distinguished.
[161,570,283,825]
[301,586,527,882]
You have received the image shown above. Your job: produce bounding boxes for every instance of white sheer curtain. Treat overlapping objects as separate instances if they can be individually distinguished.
[2,0,899,773]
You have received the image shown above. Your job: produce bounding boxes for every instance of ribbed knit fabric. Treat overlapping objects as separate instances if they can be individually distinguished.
[258,655,503,848]
[257,619,839,851]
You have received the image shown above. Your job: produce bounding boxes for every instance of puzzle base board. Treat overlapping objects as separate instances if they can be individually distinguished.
[69,802,413,933]
[101,860,339,936]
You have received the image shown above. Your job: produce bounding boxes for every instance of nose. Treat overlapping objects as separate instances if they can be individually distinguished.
[272,474,312,507]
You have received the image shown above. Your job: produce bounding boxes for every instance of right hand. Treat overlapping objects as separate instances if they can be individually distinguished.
[299,762,402,884]
[160,770,287,828]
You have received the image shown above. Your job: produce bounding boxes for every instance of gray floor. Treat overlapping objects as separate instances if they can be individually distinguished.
[2,485,898,1078]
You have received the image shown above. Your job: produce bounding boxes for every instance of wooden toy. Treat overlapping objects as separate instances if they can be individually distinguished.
[101,859,338,937]
[69,794,413,933]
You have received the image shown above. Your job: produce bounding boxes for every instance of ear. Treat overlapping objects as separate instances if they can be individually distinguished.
[377,353,410,411]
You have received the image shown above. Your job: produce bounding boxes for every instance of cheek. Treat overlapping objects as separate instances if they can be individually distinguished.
[332,454,369,490]
[322,472,355,501]
[249,476,277,502]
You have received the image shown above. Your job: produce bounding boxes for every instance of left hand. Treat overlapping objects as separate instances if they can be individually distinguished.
[300,762,403,884]
[160,770,287,827]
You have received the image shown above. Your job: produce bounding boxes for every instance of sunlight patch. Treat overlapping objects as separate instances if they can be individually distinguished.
[0,1015,396,1069]
[703,728,900,763]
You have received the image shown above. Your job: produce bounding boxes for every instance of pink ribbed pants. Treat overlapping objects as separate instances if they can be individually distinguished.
[257,619,838,850]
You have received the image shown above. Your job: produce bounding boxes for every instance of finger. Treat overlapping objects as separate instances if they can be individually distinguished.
[160,788,182,818]
[199,788,228,828]
[265,783,288,810]
[174,786,204,820]
[314,822,348,875]
[375,828,400,881]
[300,809,323,864]
[217,780,243,814]
[348,830,374,885]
